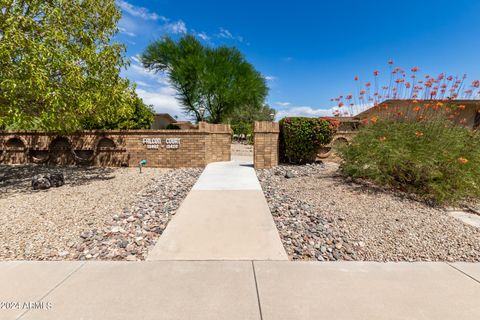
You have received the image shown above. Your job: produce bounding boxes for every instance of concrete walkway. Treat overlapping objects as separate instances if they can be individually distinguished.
[2,261,480,319]
[147,161,288,260]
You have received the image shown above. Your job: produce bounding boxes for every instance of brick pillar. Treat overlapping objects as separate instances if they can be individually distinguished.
[254,121,279,169]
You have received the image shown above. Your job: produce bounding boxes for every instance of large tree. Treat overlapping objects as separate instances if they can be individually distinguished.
[141,35,269,123]
[82,96,154,130]
[229,104,276,137]
[0,0,136,131]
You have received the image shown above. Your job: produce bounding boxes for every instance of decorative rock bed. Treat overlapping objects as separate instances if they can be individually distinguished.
[0,165,201,260]
[257,162,480,262]
[72,168,202,261]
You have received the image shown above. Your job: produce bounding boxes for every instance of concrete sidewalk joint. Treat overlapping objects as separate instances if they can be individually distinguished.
[17,261,86,319]
[448,262,480,284]
[251,261,264,320]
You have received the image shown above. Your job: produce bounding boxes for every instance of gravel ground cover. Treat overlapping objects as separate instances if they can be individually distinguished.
[0,165,201,261]
[257,163,480,262]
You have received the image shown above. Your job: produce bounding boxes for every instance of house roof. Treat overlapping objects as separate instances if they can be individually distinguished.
[355,99,480,118]
[154,113,177,123]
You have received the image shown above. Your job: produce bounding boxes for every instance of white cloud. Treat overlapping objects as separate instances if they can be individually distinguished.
[118,27,136,37]
[136,87,183,117]
[129,63,170,86]
[273,101,373,120]
[117,2,246,44]
[197,32,210,41]
[265,76,277,81]
[117,0,166,21]
[218,28,233,39]
[126,58,185,118]
[275,106,336,120]
[135,81,151,88]
[217,27,244,42]
[163,20,187,34]
[131,55,141,64]
[130,63,156,78]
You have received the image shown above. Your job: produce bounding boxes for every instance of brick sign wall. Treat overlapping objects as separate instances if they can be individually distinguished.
[0,122,231,168]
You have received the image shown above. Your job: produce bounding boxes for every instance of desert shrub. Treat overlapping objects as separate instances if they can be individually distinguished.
[337,120,480,205]
[279,117,338,164]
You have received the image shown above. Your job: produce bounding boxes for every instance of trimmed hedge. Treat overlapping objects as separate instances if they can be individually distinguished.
[279,117,338,164]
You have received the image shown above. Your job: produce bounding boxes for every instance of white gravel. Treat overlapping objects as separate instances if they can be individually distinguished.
[257,162,480,262]
[0,165,189,260]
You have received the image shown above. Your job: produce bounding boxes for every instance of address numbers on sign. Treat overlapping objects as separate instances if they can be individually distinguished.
[142,138,181,150]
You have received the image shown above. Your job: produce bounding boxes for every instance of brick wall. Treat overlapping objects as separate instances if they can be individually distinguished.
[254,121,279,169]
[0,122,231,168]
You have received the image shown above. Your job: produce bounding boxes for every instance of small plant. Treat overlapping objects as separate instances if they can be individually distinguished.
[337,119,480,205]
[279,117,338,164]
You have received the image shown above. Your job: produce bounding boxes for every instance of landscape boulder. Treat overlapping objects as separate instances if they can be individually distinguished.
[46,173,65,187]
[285,170,295,179]
[32,173,65,190]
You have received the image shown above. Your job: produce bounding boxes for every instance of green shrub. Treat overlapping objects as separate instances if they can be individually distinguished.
[279,117,338,164]
[337,120,480,205]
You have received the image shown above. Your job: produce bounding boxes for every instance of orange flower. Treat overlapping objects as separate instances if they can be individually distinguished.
[458,105,466,110]
[379,136,387,142]
[415,131,424,137]
[458,157,469,164]
[412,100,418,104]
[436,102,443,107]
[370,116,378,124]
[413,106,421,112]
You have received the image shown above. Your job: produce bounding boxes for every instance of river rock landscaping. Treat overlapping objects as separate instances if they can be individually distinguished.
[257,162,480,262]
[0,165,201,261]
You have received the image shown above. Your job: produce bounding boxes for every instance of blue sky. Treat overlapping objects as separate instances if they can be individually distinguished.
[116,0,480,120]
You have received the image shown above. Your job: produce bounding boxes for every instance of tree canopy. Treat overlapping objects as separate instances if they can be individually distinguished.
[82,97,154,130]
[229,104,276,137]
[0,0,139,131]
[141,35,269,124]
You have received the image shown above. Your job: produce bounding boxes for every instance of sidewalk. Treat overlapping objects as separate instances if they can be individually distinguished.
[147,160,288,260]
[2,261,480,319]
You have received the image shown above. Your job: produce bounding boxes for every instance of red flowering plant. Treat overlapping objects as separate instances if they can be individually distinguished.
[335,61,480,205]
[330,60,480,121]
